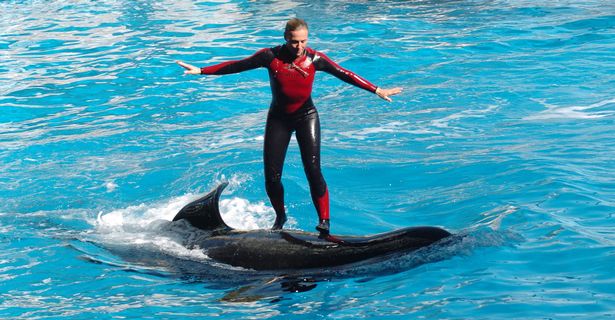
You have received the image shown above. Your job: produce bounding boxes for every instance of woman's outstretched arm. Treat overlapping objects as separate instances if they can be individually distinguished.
[177,48,273,75]
[314,51,402,102]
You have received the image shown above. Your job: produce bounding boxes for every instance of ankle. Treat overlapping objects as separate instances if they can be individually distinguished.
[316,219,330,235]
[271,212,287,230]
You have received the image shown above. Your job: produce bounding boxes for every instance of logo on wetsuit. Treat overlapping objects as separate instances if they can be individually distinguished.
[281,56,312,79]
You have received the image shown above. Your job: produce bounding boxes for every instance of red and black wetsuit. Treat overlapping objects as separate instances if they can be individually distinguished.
[200,44,378,230]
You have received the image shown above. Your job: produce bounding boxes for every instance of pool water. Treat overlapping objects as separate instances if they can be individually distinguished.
[1,1,614,319]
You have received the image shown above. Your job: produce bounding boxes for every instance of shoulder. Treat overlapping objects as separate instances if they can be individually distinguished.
[306,47,320,60]
[248,47,275,65]
[269,45,283,56]
[255,47,275,57]
[308,48,334,67]
[306,47,324,63]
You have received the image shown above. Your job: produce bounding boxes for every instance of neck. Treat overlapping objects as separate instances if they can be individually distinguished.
[280,45,304,62]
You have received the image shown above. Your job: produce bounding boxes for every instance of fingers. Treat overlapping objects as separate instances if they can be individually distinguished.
[176,60,192,70]
[176,61,201,75]
[379,93,392,102]
[388,87,403,96]
[384,87,403,101]
[376,87,403,102]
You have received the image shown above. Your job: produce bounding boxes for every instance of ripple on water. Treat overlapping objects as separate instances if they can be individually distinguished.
[1,0,615,319]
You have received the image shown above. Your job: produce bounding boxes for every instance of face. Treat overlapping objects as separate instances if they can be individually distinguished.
[285,28,308,57]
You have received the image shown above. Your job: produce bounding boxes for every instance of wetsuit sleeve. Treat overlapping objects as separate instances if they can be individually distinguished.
[200,48,272,75]
[313,51,378,93]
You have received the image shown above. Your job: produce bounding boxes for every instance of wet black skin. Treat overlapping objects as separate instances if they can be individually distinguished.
[172,183,451,271]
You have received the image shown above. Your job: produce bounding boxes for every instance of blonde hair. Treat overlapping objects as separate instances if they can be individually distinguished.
[284,18,308,38]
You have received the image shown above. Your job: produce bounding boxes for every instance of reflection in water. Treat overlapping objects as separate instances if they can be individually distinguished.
[221,276,317,303]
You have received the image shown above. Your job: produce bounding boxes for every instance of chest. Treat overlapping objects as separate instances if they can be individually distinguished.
[269,55,316,83]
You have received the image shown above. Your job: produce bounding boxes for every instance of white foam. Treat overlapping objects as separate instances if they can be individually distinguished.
[105,181,118,193]
[217,173,252,193]
[338,121,411,140]
[524,98,615,120]
[92,179,287,261]
[430,104,499,128]
[337,105,499,141]
[95,193,279,233]
[220,197,277,230]
[472,205,519,231]
[95,193,193,233]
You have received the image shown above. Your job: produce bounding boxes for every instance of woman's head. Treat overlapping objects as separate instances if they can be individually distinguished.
[284,18,309,57]
[284,18,308,36]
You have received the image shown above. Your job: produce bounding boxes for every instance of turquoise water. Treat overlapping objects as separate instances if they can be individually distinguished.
[1,0,614,318]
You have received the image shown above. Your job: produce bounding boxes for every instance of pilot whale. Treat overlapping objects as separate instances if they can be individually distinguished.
[172,182,451,270]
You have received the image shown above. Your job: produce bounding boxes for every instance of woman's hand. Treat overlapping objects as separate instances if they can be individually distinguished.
[176,61,201,75]
[375,87,403,102]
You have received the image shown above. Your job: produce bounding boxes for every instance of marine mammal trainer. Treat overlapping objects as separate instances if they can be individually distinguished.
[176,17,403,234]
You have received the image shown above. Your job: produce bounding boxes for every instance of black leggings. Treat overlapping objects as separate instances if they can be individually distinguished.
[264,105,327,214]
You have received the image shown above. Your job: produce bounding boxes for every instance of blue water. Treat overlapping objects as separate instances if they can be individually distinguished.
[1,0,614,318]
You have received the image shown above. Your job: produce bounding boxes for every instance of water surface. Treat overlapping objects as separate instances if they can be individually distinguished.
[1,0,614,319]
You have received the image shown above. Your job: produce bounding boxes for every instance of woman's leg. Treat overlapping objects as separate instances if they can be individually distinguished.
[264,112,293,229]
[295,108,330,234]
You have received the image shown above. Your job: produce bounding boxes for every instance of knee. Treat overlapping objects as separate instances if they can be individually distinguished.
[265,171,283,192]
[304,162,323,184]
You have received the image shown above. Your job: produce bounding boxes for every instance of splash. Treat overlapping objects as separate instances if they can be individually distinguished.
[220,197,277,230]
[91,177,291,265]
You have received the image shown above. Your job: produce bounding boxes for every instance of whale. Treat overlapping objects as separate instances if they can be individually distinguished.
[172,182,451,270]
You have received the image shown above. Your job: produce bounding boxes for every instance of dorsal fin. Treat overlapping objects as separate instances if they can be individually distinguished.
[172,182,231,231]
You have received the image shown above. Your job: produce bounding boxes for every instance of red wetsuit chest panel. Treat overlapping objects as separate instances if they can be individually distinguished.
[268,52,316,113]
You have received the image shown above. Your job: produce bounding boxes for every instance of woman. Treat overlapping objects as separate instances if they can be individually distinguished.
[177,18,401,235]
